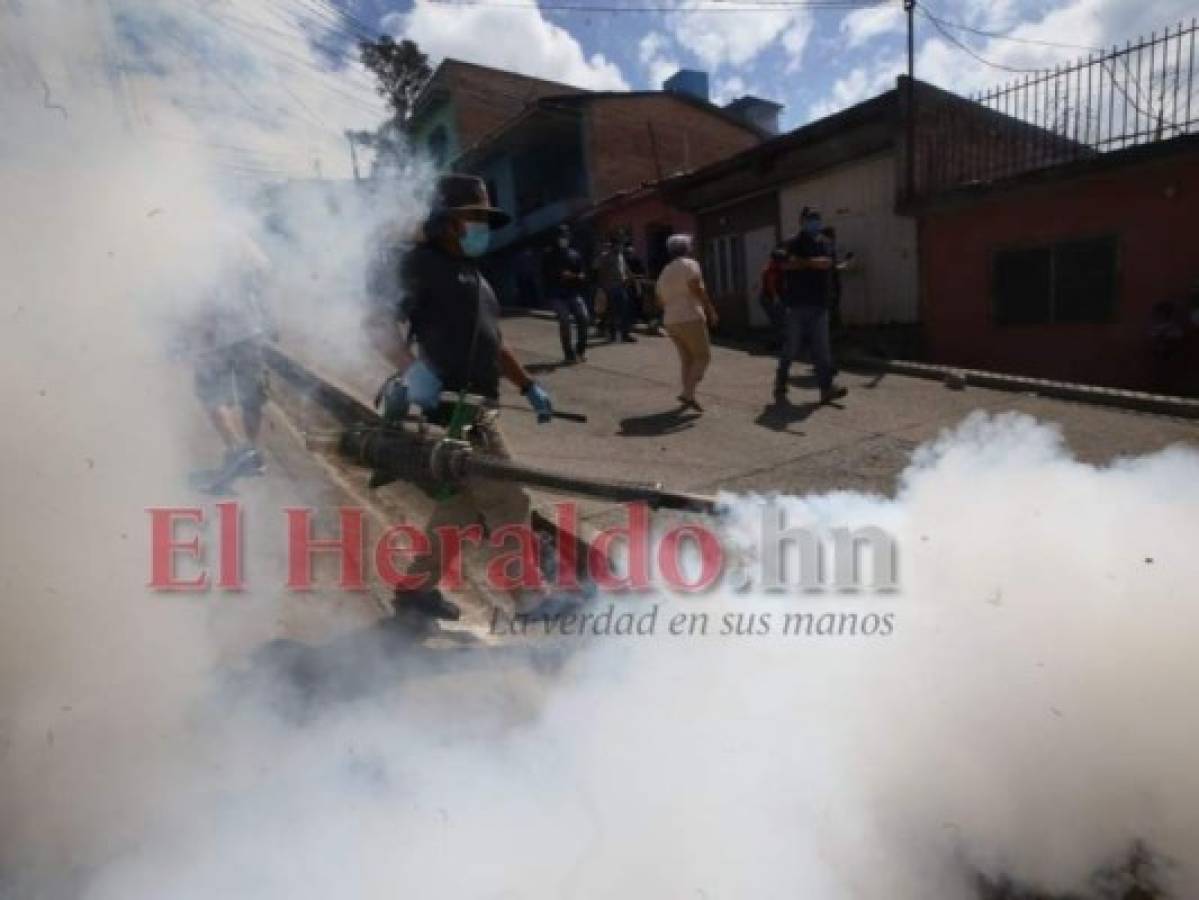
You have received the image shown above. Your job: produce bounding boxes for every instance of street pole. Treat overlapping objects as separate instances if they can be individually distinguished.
[346,131,362,182]
[904,0,916,202]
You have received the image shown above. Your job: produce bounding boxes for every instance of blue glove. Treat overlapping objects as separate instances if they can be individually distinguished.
[403,359,443,412]
[524,381,553,424]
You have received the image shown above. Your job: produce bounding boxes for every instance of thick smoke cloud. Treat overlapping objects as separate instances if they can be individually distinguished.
[2,3,1198,899]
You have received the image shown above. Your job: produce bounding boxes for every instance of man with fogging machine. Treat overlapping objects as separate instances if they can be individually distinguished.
[366,175,557,625]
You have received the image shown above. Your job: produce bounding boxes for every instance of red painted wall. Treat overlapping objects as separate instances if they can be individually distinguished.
[591,192,696,276]
[920,146,1199,395]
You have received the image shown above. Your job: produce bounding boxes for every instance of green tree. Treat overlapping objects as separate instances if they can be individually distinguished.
[359,36,431,125]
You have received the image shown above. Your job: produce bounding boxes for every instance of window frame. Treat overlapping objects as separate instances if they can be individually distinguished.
[991,233,1120,326]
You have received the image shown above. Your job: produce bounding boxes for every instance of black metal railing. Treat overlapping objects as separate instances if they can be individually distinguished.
[916,19,1198,196]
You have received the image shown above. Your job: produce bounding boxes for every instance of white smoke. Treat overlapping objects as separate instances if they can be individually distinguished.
[2,2,1198,899]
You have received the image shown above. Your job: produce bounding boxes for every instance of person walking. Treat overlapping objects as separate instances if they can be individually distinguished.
[625,241,660,335]
[542,224,590,363]
[758,247,786,350]
[775,207,847,405]
[366,174,556,626]
[594,236,635,342]
[182,232,273,492]
[654,234,717,412]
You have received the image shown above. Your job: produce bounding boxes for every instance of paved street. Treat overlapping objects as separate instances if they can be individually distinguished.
[287,312,1199,529]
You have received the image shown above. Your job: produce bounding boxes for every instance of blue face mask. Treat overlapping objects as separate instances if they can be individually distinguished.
[803,218,823,235]
[461,221,490,257]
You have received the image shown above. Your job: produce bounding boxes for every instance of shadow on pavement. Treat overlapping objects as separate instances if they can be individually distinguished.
[755,396,823,432]
[618,406,702,437]
[526,360,574,375]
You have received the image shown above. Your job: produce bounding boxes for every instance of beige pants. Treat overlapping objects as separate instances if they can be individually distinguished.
[665,319,711,398]
[404,409,534,602]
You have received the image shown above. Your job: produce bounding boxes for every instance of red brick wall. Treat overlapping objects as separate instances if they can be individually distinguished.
[920,147,1199,394]
[586,97,760,202]
[447,64,586,151]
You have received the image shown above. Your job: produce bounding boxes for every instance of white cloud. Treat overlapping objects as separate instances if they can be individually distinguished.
[669,3,811,70]
[383,0,628,91]
[639,31,680,90]
[913,0,1199,94]
[781,16,814,74]
[806,53,902,121]
[839,4,904,49]
[712,75,746,105]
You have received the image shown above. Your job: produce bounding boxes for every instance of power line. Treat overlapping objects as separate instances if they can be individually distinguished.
[184,1,384,117]
[297,0,385,42]
[918,6,1100,52]
[424,0,888,12]
[917,5,1053,74]
[917,3,1184,131]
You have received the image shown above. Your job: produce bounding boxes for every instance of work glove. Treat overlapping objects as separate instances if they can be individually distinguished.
[375,373,409,424]
[523,381,553,424]
[403,359,443,412]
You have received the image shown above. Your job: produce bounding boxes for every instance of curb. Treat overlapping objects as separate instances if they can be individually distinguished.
[842,355,1199,420]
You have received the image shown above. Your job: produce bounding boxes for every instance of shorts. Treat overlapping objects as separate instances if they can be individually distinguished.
[193,340,267,411]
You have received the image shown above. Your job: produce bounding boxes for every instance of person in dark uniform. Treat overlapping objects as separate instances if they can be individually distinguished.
[775,206,848,405]
[542,223,590,363]
[365,175,554,625]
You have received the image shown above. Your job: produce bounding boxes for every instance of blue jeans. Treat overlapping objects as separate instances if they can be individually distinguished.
[777,305,833,391]
[551,292,590,358]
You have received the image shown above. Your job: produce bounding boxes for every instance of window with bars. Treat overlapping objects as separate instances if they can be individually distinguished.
[993,236,1118,325]
[704,234,746,297]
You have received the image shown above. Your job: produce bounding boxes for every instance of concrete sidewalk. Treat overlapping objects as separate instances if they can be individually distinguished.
[288,312,1198,526]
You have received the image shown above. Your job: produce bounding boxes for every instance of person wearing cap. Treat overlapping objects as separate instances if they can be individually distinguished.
[776,206,848,405]
[365,174,555,625]
[542,223,590,363]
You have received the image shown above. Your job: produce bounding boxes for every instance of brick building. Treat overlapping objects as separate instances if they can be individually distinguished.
[406,60,588,169]
[400,59,771,304]
[918,135,1199,396]
[449,87,766,303]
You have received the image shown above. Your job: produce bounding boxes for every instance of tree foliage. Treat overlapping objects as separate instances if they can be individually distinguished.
[358,36,432,124]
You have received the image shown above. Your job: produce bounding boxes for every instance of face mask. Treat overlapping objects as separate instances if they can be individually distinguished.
[803,218,823,235]
[461,221,490,257]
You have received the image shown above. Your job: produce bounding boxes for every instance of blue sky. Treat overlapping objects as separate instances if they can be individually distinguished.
[330,0,1195,130]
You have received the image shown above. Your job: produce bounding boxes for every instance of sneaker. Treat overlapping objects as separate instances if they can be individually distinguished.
[223,445,264,479]
[577,351,587,363]
[820,384,848,404]
[243,448,265,476]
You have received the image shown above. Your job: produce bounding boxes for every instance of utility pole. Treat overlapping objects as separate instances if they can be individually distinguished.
[345,131,362,182]
[904,0,916,202]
